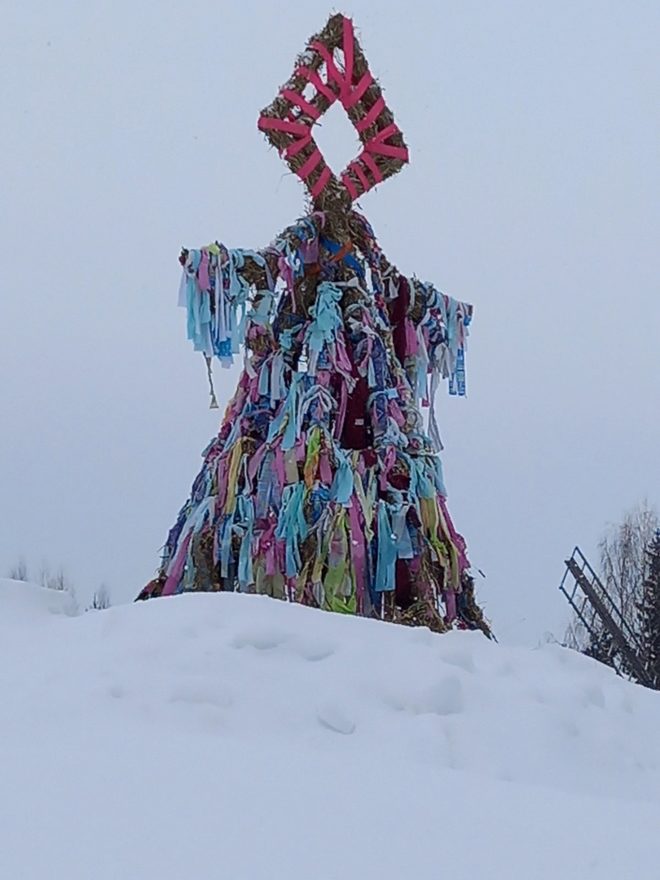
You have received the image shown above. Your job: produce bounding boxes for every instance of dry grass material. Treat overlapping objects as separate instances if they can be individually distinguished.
[258,13,409,210]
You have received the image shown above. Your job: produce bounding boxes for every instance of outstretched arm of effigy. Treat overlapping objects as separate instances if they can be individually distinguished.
[346,210,473,400]
[177,209,472,406]
[177,213,326,367]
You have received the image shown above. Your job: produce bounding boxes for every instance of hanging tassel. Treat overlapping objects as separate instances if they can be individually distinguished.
[204,355,219,409]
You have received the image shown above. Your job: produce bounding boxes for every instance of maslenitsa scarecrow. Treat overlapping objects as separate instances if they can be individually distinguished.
[138,13,491,637]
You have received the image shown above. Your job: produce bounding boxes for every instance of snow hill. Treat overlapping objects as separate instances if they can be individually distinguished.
[2,578,660,879]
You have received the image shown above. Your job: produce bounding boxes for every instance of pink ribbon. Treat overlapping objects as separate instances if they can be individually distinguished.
[197,251,210,292]
[379,446,397,492]
[404,318,418,356]
[319,451,333,485]
[280,88,321,120]
[334,380,348,440]
[162,531,192,596]
[247,442,268,487]
[257,518,278,577]
[348,499,367,612]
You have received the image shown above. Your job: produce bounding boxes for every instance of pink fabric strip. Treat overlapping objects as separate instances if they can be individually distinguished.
[249,373,260,403]
[334,380,348,439]
[197,251,210,292]
[334,333,353,375]
[297,148,323,180]
[259,520,278,577]
[309,165,332,198]
[310,17,354,102]
[280,88,321,120]
[257,116,309,138]
[162,531,192,596]
[348,499,366,612]
[285,132,312,158]
[310,40,346,94]
[355,96,385,132]
[360,151,383,183]
[351,159,370,193]
[319,451,333,485]
[341,171,359,200]
[343,70,373,109]
[379,446,396,492]
[247,442,268,485]
[370,122,399,142]
[295,65,337,102]
[388,400,405,428]
[342,17,355,101]
[365,123,410,161]
[367,140,409,161]
[404,317,418,355]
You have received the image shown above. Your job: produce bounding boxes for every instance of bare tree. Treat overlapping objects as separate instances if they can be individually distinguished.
[599,500,658,629]
[40,564,70,592]
[8,558,29,581]
[39,562,79,615]
[87,583,111,612]
[564,500,659,672]
[637,531,660,687]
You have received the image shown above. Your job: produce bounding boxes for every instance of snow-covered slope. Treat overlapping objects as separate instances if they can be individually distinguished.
[2,580,660,879]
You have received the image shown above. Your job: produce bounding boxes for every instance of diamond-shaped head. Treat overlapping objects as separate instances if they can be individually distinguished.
[258,13,410,212]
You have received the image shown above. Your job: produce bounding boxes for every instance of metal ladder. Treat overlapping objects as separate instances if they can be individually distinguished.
[559,546,651,686]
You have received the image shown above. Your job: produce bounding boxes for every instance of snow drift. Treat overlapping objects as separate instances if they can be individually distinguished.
[2,579,660,879]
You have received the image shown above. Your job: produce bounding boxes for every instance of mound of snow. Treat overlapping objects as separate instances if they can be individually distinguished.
[0,578,74,627]
[1,590,660,879]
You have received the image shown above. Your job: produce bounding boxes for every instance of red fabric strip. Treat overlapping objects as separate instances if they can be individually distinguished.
[369,122,399,143]
[295,65,337,102]
[309,165,332,198]
[284,132,312,158]
[366,139,410,161]
[297,148,323,180]
[280,88,321,120]
[365,123,410,161]
[351,159,370,192]
[343,70,373,109]
[355,96,385,132]
[360,150,383,183]
[341,171,359,200]
[258,116,309,137]
[311,40,345,93]
[342,17,354,101]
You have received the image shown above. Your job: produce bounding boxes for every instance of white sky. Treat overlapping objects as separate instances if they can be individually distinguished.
[1,0,658,643]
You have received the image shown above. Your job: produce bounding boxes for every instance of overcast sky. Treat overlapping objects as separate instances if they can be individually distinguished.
[1,1,658,642]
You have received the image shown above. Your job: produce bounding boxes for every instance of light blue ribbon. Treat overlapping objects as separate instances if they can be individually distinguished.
[275,483,308,578]
[374,500,397,592]
[236,496,255,590]
[330,446,354,506]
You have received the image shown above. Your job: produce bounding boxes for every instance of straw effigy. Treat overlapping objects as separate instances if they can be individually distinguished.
[137,13,491,638]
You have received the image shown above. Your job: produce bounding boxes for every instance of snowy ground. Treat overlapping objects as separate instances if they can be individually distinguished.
[2,579,660,879]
